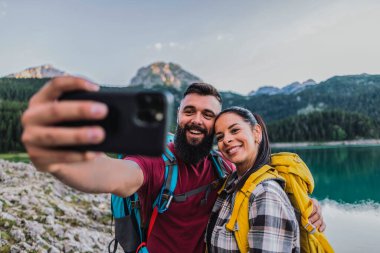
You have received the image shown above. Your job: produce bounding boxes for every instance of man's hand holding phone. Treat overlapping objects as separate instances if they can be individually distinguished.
[21,76,173,196]
[22,76,172,174]
[21,77,108,173]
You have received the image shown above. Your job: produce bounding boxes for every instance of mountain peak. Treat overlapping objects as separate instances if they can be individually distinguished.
[249,86,281,96]
[249,79,317,96]
[281,79,316,94]
[129,62,202,89]
[5,65,68,79]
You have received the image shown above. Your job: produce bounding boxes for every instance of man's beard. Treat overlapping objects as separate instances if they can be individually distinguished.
[174,124,214,165]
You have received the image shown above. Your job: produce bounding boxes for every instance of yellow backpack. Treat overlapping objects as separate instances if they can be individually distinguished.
[223,152,334,253]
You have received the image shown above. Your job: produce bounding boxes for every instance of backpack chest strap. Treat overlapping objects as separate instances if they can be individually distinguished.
[173,178,223,203]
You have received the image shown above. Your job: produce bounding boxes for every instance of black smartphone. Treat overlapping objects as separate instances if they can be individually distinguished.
[58,90,173,156]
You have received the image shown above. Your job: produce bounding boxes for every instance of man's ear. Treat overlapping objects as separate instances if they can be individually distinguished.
[176,107,180,124]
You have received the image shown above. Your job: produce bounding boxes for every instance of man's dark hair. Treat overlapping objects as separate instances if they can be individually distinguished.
[183,83,222,104]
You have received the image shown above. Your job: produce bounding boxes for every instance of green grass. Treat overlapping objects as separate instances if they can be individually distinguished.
[0,152,119,163]
[0,153,30,163]
[0,245,11,253]
[0,152,118,163]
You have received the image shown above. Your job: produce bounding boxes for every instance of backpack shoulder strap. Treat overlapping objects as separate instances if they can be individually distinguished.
[135,146,179,251]
[225,165,280,253]
[209,150,229,179]
[153,146,178,213]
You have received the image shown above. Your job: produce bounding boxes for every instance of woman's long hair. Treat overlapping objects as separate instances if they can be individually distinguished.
[215,106,271,191]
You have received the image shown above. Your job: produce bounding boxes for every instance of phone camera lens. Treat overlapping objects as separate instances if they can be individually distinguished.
[155,112,164,121]
[137,110,158,123]
[144,95,152,104]
[136,92,165,126]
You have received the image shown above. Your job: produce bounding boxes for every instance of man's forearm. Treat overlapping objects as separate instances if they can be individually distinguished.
[51,155,144,196]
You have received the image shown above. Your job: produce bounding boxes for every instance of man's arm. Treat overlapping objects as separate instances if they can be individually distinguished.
[21,76,143,197]
[309,198,326,232]
[50,155,144,197]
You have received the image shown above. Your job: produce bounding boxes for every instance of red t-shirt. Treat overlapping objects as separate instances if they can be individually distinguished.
[126,143,233,253]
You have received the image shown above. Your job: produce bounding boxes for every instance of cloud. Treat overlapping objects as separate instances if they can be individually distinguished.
[216,33,234,41]
[154,42,163,50]
[147,41,184,51]
[169,42,178,47]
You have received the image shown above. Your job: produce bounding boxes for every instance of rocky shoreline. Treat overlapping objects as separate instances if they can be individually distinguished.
[0,160,122,253]
[271,139,380,148]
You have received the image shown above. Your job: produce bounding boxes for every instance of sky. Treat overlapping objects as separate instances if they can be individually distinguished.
[1,0,380,94]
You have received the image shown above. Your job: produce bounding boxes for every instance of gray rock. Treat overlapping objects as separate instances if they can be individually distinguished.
[63,241,80,253]
[19,195,30,207]
[48,246,60,253]
[10,245,21,253]
[88,206,102,220]
[26,220,45,238]
[0,238,9,247]
[64,195,72,202]
[36,248,48,253]
[35,237,50,252]
[21,168,35,178]
[10,242,34,253]
[0,169,9,181]
[10,228,26,242]
[52,224,65,239]
[1,212,16,221]
[45,215,55,225]
[28,195,40,206]
[19,242,33,251]
[43,207,55,216]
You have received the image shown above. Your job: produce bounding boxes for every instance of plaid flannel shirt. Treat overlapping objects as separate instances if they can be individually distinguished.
[206,173,300,253]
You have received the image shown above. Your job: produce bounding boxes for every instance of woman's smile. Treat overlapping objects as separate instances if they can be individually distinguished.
[225,145,243,157]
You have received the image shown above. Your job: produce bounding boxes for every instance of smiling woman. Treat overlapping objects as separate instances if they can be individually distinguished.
[206,106,301,253]
[206,106,335,253]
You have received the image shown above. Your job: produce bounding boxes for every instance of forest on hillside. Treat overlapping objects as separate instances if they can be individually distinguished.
[267,110,380,142]
[1,76,380,152]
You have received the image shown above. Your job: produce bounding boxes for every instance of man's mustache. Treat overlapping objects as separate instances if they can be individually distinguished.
[184,124,207,134]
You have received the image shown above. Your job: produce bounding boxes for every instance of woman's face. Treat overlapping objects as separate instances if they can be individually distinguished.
[215,112,262,171]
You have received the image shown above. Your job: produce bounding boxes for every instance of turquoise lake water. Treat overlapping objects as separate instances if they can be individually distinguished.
[272,145,380,252]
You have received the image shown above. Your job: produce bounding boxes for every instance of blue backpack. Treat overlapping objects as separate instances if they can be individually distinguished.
[108,136,228,253]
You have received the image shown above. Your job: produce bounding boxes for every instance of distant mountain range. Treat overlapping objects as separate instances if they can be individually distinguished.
[2,62,202,90]
[4,64,68,79]
[1,63,318,95]
[249,79,317,96]
[9,63,374,98]
[242,73,380,122]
